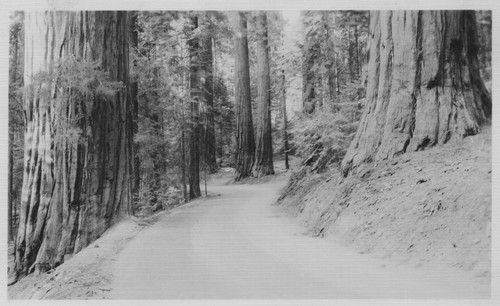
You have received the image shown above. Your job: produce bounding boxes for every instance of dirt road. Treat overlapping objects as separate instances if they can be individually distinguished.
[110,176,489,299]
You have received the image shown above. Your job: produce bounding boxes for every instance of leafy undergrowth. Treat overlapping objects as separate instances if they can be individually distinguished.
[278,126,491,279]
[288,97,363,174]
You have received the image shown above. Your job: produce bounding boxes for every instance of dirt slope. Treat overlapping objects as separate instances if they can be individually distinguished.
[8,218,149,299]
[278,126,491,280]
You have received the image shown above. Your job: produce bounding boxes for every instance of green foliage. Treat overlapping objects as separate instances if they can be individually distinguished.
[290,79,365,172]
[300,10,368,110]
[283,10,368,172]
[22,56,124,148]
[51,57,123,147]
[135,183,184,218]
[133,11,235,208]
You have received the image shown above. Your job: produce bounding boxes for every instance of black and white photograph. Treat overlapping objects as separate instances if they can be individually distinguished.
[2,0,498,304]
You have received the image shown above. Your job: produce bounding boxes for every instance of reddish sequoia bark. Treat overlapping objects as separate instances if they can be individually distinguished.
[16,11,133,276]
[233,12,255,181]
[253,12,274,178]
[341,11,491,176]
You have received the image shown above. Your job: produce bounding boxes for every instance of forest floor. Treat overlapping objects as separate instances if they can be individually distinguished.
[8,150,490,299]
[279,126,492,283]
[7,217,150,299]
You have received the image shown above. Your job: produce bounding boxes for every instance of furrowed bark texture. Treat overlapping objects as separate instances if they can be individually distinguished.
[16,11,132,275]
[233,12,255,181]
[188,16,202,199]
[341,11,491,176]
[252,12,274,178]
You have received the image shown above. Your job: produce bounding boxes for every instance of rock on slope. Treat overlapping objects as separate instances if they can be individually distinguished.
[278,126,491,279]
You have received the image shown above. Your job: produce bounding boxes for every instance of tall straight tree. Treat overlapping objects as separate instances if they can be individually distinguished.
[253,12,274,177]
[200,33,218,173]
[130,11,141,197]
[233,12,255,181]
[15,11,133,276]
[280,70,289,170]
[188,15,202,198]
[8,14,23,242]
[341,11,491,176]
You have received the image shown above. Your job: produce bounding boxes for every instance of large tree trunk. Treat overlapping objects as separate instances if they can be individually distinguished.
[188,16,202,199]
[15,11,132,276]
[201,35,218,173]
[341,11,491,176]
[253,12,274,178]
[233,12,255,181]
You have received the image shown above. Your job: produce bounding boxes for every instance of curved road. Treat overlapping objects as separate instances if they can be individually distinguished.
[111,177,489,299]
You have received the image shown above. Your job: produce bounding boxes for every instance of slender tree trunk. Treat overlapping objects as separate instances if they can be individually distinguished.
[324,12,336,103]
[354,25,360,76]
[252,12,274,178]
[15,11,132,276]
[188,16,201,198]
[201,35,218,173]
[8,26,20,243]
[181,129,188,202]
[348,27,354,82]
[342,11,491,176]
[233,12,255,181]
[335,54,341,95]
[281,70,289,170]
[303,42,317,114]
[8,131,14,242]
[204,167,208,197]
[130,12,140,201]
[179,41,189,203]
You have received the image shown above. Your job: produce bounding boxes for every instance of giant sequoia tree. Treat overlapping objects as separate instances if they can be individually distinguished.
[253,12,274,177]
[233,12,255,181]
[341,11,491,176]
[15,11,133,276]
